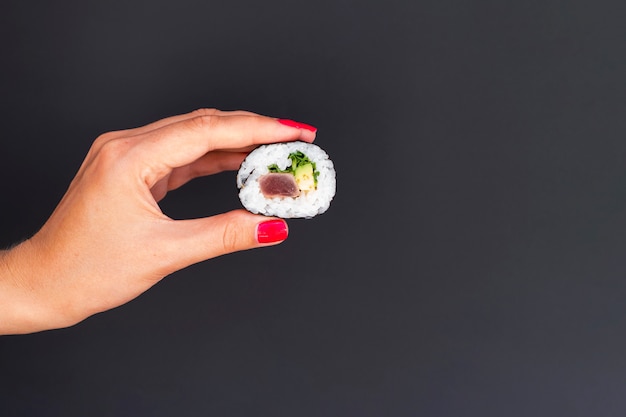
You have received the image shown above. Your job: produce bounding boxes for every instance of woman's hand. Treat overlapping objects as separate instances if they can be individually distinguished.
[0,109,317,335]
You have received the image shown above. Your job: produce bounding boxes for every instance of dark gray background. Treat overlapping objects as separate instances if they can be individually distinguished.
[2,0,626,416]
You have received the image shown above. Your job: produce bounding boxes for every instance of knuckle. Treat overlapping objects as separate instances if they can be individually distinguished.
[94,137,131,167]
[99,136,129,156]
[221,221,244,253]
[91,131,117,152]
[188,109,222,132]
[191,108,219,117]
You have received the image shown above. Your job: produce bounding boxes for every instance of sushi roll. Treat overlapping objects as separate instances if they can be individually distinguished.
[237,141,336,218]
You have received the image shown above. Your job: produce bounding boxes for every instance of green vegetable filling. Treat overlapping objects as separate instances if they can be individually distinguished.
[268,151,319,191]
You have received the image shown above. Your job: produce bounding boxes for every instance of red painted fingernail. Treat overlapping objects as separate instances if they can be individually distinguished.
[277,118,317,133]
[256,219,289,243]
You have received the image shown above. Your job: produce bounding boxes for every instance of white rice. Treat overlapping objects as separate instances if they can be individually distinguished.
[237,141,336,218]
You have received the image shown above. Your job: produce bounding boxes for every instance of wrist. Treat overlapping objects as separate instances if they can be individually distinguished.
[0,240,57,335]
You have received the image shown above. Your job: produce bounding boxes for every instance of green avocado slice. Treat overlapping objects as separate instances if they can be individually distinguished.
[294,163,315,192]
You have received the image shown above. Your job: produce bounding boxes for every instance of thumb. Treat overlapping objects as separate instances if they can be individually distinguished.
[166,209,289,268]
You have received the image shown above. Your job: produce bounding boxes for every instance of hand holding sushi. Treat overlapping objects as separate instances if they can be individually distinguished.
[0,109,317,335]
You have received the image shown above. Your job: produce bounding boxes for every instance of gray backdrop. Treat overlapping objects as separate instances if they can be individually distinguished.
[2,0,626,416]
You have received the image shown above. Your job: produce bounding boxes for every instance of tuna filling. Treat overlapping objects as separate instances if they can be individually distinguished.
[259,173,301,198]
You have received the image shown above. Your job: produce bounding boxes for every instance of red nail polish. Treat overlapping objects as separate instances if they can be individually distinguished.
[277,118,317,133]
[256,219,289,243]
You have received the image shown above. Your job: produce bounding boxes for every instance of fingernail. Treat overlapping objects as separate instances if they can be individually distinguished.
[277,118,317,133]
[256,219,289,243]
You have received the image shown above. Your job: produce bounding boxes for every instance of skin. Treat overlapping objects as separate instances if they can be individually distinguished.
[0,109,316,335]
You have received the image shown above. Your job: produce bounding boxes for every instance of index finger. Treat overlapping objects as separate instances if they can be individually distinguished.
[130,112,317,186]
[106,108,263,140]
